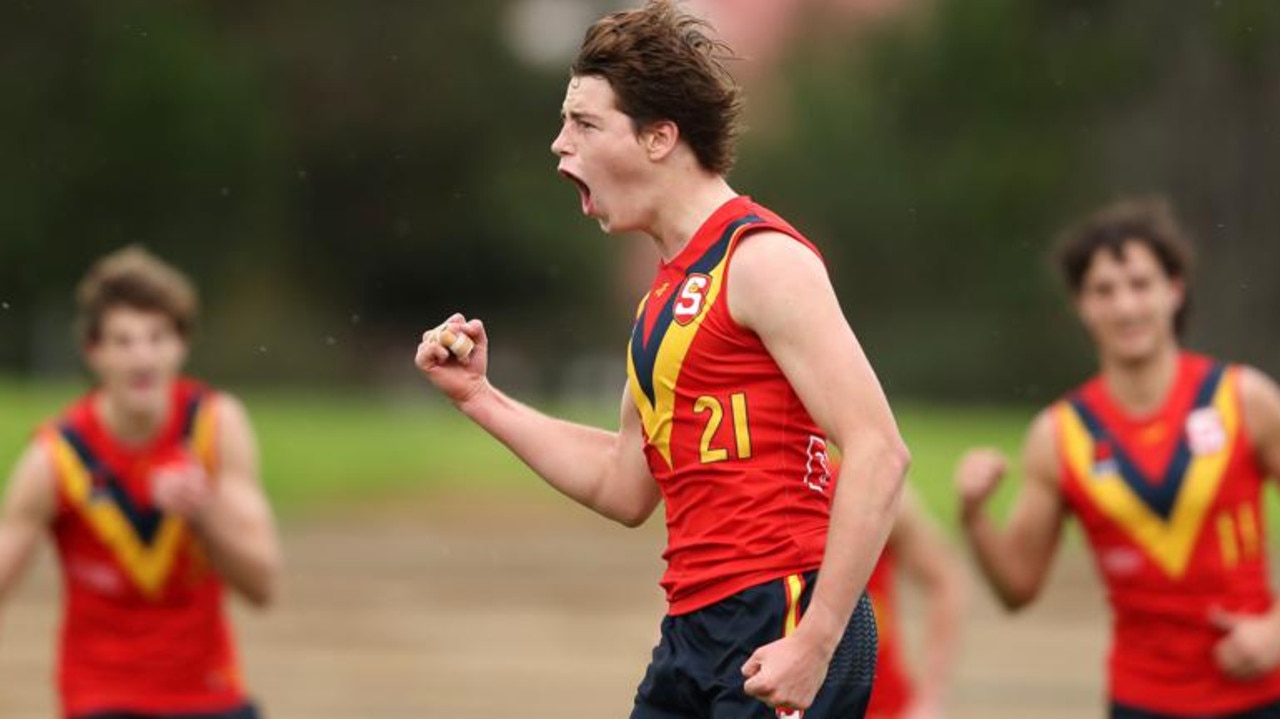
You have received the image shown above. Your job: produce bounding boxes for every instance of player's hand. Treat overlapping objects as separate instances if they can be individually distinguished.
[741,632,830,713]
[151,459,214,522]
[414,313,489,406]
[1209,606,1280,680]
[955,448,1008,518]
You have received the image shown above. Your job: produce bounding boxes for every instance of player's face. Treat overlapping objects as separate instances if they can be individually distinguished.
[1075,241,1184,365]
[85,306,188,416]
[551,75,653,234]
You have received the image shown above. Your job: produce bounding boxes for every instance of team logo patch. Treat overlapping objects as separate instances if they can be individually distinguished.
[804,436,831,494]
[672,274,712,326]
[1186,407,1227,456]
[777,709,804,719]
[1091,439,1119,479]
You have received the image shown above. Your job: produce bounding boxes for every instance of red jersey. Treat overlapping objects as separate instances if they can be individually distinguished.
[625,196,833,615]
[866,546,912,719]
[40,378,246,718]
[1056,353,1280,715]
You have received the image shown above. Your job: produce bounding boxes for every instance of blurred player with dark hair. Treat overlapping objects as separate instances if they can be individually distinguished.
[957,197,1280,718]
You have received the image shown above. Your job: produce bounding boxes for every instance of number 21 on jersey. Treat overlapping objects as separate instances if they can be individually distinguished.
[694,392,752,463]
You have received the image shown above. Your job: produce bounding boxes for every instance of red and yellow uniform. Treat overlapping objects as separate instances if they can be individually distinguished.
[625,195,833,615]
[1056,352,1280,715]
[866,546,912,719]
[40,378,246,718]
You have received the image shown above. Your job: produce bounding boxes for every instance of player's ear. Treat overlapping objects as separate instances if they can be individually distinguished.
[639,120,679,162]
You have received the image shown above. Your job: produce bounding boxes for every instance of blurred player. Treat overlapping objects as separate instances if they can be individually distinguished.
[866,487,965,719]
[415,1,909,717]
[0,247,281,719]
[956,197,1280,718]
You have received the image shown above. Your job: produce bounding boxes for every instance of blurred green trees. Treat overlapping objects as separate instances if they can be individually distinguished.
[1,0,1276,400]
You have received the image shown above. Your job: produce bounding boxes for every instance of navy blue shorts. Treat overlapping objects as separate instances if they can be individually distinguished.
[75,702,261,719]
[1112,698,1280,719]
[631,571,877,719]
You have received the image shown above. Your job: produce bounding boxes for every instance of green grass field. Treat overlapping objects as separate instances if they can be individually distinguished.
[0,377,1035,520]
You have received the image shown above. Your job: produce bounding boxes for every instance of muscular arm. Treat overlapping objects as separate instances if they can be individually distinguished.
[892,489,966,716]
[188,395,281,607]
[958,410,1066,611]
[0,441,56,605]
[458,384,661,527]
[417,314,661,528]
[732,232,910,703]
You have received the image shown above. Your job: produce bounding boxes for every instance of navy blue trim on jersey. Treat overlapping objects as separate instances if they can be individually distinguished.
[630,215,762,407]
[58,425,164,546]
[1067,362,1225,521]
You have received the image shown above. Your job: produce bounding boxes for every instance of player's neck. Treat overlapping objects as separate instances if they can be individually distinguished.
[1098,344,1182,418]
[95,391,171,447]
[646,173,738,262]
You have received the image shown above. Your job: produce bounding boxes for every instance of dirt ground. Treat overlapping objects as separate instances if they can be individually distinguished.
[0,496,1111,719]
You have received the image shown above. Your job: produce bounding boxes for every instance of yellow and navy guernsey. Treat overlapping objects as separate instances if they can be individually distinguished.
[627,195,834,615]
[1056,353,1280,715]
[41,378,246,718]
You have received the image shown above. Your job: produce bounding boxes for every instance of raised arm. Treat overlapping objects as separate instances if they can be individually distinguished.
[730,232,911,711]
[153,395,281,607]
[891,488,966,719]
[0,441,56,607]
[415,314,661,527]
[956,409,1065,611]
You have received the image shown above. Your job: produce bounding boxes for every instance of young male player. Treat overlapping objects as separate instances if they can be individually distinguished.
[956,197,1280,718]
[0,247,281,719]
[415,2,910,717]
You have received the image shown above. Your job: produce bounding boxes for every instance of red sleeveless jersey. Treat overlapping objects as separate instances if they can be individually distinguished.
[1056,353,1280,715]
[866,545,912,718]
[40,378,246,718]
[625,196,833,614]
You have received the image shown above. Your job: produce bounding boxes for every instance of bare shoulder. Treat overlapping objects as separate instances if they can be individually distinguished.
[1023,407,1061,488]
[1237,365,1280,437]
[727,229,832,330]
[729,230,825,283]
[1238,365,1280,409]
[3,437,58,518]
[207,391,256,436]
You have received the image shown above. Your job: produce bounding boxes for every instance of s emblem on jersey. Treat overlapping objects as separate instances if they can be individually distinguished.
[1186,407,1227,456]
[673,274,712,326]
[804,435,831,494]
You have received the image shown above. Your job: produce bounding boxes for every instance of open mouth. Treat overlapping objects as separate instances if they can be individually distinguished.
[559,169,593,216]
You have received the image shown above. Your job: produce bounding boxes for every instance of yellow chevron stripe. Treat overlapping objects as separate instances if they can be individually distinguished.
[43,432,189,599]
[1057,368,1240,578]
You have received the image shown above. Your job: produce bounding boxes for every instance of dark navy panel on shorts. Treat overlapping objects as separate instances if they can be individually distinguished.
[631,571,877,719]
[75,702,262,719]
[1112,698,1280,719]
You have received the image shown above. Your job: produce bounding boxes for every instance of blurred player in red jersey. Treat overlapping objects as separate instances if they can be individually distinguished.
[956,197,1280,718]
[866,487,965,719]
[0,247,280,719]
[415,2,909,717]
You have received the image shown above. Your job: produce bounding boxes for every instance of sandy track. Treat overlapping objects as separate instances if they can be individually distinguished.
[0,496,1109,718]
